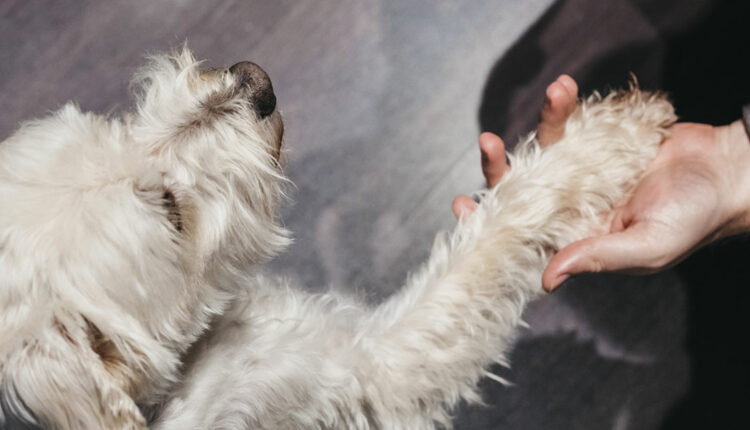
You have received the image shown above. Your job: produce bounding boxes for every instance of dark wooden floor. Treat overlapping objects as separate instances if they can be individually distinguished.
[2,1,748,428]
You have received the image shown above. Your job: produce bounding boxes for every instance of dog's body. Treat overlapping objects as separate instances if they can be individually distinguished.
[0,48,675,429]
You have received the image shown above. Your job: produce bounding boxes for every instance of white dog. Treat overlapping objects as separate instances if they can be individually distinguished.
[0,47,675,429]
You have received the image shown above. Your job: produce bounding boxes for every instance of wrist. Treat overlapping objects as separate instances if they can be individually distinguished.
[720,120,750,236]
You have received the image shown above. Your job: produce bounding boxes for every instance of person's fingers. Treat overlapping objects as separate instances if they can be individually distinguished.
[538,75,578,147]
[541,223,668,292]
[454,133,507,219]
[452,195,477,218]
[556,74,578,101]
[479,132,508,188]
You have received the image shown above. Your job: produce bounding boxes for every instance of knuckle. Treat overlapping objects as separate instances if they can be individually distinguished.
[588,256,608,273]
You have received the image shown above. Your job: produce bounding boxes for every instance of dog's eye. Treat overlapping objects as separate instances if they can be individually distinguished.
[163,190,183,232]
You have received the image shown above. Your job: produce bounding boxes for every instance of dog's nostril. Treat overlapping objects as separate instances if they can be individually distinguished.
[229,61,276,119]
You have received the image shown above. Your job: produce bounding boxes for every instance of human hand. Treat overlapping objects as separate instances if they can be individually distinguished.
[453,76,750,292]
[542,119,750,291]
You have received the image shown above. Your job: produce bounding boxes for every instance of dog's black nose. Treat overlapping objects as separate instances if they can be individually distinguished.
[229,61,276,118]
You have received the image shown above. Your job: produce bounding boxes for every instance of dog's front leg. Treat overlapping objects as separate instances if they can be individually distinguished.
[355,88,676,427]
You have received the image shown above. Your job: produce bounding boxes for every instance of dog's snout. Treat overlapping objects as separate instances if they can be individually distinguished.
[229,61,276,119]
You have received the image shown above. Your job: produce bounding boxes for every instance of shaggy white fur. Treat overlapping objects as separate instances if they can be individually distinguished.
[1,48,288,429]
[0,47,676,430]
[152,85,675,430]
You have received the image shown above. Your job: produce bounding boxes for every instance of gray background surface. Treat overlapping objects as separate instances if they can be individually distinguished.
[2,1,748,428]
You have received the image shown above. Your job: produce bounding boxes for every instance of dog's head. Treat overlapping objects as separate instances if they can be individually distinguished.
[0,47,293,428]
[131,47,290,273]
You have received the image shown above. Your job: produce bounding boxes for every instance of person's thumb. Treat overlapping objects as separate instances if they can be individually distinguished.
[541,223,663,292]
